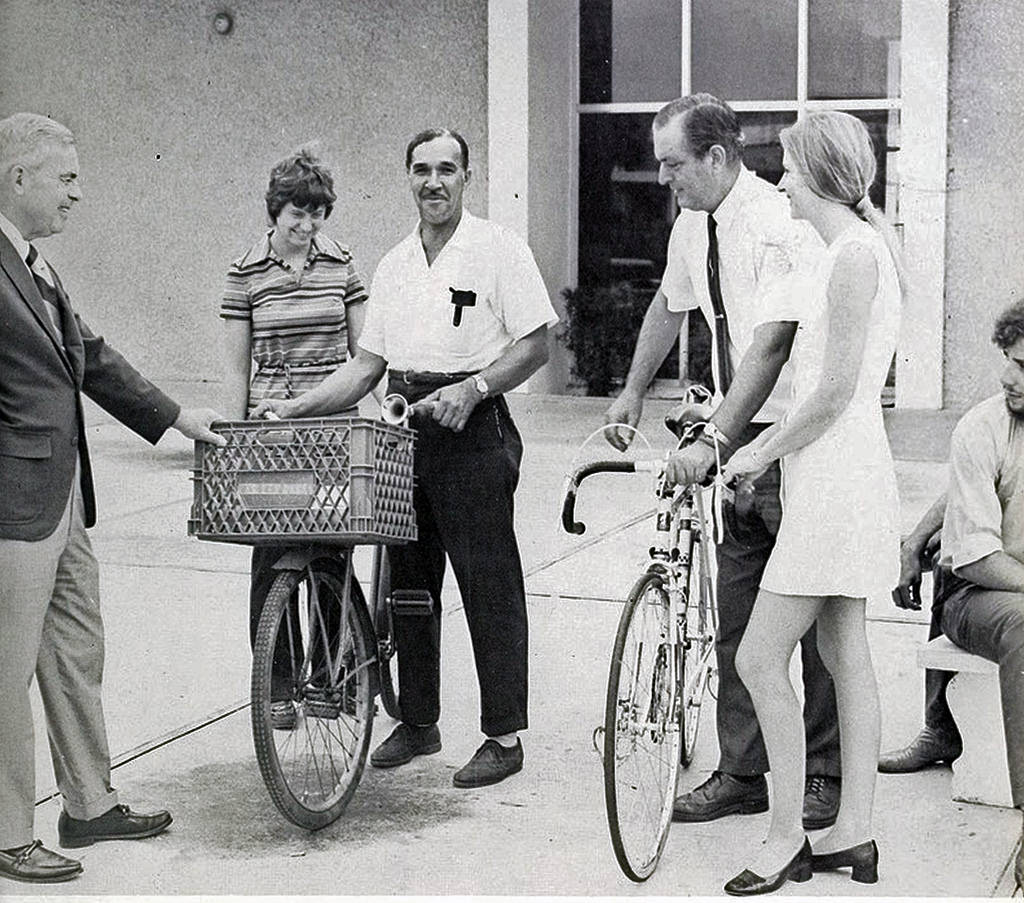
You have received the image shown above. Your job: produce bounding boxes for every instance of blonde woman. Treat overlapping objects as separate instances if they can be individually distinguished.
[720,112,903,895]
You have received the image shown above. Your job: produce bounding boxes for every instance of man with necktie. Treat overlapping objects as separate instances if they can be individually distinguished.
[603,94,842,830]
[0,112,223,884]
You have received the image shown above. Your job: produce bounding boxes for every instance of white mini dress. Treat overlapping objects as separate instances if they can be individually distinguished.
[761,222,902,598]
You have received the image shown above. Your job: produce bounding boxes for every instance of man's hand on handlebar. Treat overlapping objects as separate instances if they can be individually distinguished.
[665,441,716,487]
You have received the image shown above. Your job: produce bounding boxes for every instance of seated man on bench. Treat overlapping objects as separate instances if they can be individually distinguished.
[882,300,1024,889]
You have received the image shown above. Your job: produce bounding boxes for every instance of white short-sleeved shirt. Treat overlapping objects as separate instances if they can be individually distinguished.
[359,211,558,372]
[659,167,822,423]
[941,393,1024,571]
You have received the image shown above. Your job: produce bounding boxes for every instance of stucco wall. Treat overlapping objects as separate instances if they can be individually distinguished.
[944,0,1024,409]
[0,0,488,391]
[528,0,575,394]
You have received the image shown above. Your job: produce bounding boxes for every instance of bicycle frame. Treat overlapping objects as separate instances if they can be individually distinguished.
[561,423,722,881]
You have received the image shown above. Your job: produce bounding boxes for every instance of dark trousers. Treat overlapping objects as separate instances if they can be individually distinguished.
[923,565,959,738]
[387,380,528,737]
[941,577,1024,807]
[716,426,841,777]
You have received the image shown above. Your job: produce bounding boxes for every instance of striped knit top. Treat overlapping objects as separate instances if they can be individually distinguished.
[220,232,368,412]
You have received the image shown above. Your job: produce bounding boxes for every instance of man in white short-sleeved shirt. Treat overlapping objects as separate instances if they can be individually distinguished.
[884,301,1024,888]
[603,94,842,830]
[255,128,557,790]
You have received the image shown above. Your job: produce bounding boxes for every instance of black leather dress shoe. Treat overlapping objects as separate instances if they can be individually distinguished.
[811,838,879,883]
[453,738,523,788]
[57,804,172,848]
[0,841,81,883]
[672,771,769,822]
[370,723,442,768]
[802,774,841,830]
[878,726,962,773]
[724,837,813,896]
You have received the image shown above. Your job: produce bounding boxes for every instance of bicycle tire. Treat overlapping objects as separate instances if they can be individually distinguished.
[251,560,375,829]
[680,530,717,768]
[603,570,681,882]
[371,547,401,720]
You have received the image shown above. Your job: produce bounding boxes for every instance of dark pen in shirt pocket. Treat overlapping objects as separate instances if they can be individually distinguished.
[449,288,477,327]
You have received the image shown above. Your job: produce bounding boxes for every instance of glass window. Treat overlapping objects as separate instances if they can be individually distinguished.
[808,0,901,99]
[580,0,681,104]
[691,0,798,100]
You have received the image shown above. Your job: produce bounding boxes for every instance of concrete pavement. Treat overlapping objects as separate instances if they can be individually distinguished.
[9,388,1021,898]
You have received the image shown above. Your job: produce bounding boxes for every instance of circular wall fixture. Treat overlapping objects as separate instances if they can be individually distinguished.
[213,11,233,35]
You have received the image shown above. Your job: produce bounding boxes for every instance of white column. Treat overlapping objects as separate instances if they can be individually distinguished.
[487,0,530,239]
[898,0,948,409]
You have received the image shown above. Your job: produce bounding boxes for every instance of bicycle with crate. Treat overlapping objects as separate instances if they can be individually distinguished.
[189,397,428,829]
[560,387,726,881]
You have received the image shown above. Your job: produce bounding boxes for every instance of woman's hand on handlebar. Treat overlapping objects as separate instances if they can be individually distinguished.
[720,442,769,486]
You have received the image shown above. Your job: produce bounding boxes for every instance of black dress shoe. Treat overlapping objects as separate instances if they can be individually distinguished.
[672,771,769,822]
[370,723,442,768]
[811,838,879,883]
[802,774,841,830]
[57,804,172,848]
[0,841,81,884]
[724,837,813,896]
[878,726,961,773]
[453,738,523,788]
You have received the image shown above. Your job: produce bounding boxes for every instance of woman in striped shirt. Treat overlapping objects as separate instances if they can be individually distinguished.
[220,149,369,729]
[222,148,368,417]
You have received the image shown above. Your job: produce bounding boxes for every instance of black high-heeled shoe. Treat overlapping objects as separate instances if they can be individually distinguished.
[810,839,879,883]
[724,838,813,896]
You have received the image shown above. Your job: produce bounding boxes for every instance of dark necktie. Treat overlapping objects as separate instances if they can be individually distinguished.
[706,215,733,394]
[25,244,64,343]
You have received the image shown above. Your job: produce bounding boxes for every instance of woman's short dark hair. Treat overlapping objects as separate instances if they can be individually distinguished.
[993,300,1024,350]
[265,149,336,221]
[405,128,470,171]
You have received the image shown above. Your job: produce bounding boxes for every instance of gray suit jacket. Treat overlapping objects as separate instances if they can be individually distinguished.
[0,230,180,540]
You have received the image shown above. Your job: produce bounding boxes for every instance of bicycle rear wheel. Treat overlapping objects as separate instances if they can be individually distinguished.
[680,530,717,767]
[603,570,681,882]
[251,559,374,829]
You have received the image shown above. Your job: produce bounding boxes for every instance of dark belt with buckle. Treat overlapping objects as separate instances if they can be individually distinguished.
[388,368,477,387]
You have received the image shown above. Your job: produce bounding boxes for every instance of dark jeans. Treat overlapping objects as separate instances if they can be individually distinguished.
[387,377,528,737]
[716,424,841,777]
[941,576,1024,807]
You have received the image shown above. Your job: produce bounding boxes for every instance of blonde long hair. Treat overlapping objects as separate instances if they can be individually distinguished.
[780,111,906,294]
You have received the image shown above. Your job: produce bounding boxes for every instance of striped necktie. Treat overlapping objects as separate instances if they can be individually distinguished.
[25,244,64,342]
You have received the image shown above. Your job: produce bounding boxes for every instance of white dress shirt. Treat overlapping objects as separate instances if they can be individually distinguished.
[659,166,821,423]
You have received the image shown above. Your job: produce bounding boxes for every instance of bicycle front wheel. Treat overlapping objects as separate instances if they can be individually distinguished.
[251,560,374,829]
[603,570,681,882]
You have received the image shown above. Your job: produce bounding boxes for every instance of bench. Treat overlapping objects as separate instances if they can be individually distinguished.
[917,636,1013,808]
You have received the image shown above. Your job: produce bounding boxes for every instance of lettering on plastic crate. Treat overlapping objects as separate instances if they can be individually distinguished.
[236,470,316,509]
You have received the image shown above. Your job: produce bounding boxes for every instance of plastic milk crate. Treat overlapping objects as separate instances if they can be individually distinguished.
[188,416,416,546]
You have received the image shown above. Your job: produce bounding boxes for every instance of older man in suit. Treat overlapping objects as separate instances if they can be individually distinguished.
[0,112,223,884]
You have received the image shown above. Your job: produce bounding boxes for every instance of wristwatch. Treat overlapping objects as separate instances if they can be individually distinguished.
[470,373,489,398]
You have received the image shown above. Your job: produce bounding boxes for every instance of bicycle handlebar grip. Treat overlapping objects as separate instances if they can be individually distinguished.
[560,460,640,536]
[561,486,586,535]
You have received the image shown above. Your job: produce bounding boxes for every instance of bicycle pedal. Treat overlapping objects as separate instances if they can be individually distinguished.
[390,589,435,617]
[303,687,343,719]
